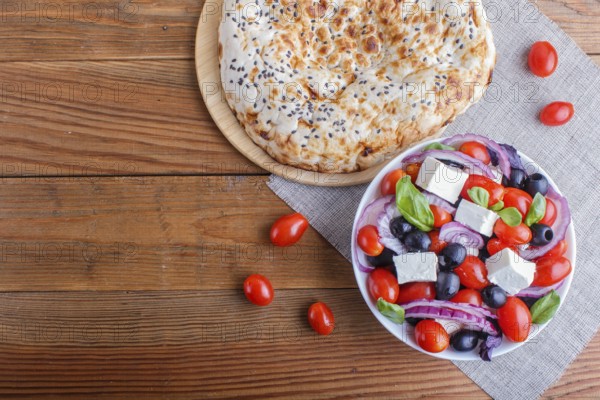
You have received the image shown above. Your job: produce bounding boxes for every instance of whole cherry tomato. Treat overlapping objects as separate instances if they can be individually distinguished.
[405,163,421,184]
[243,274,274,306]
[454,255,489,290]
[380,169,407,196]
[503,188,533,218]
[544,239,568,259]
[493,220,532,246]
[532,256,572,287]
[528,41,558,78]
[540,101,574,126]
[430,205,452,228]
[487,238,515,256]
[497,297,531,342]
[396,282,436,304]
[459,141,491,164]
[308,302,335,335]
[539,197,557,226]
[415,320,450,353]
[450,288,483,306]
[461,175,504,206]
[367,269,399,303]
[357,225,384,256]
[270,213,309,247]
[428,230,447,254]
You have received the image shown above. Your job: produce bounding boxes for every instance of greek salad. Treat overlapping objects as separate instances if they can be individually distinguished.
[354,134,573,360]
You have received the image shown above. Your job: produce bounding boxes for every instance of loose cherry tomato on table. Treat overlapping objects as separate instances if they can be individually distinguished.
[493,220,532,246]
[539,197,557,226]
[450,288,483,306]
[544,239,568,259]
[532,256,572,287]
[430,205,452,228]
[415,320,450,353]
[428,230,447,254]
[243,274,274,306]
[357,225,384,256]
[380,169,407,196]
[497,297,532,342]
[503,188,533,218]
[540,101,574,126]
[308,302,335,336]
[461,175,504,206]
[454,255,489,290]
[270,213,309,247]
[367,269,399,303]
[528,41,558,78]
[487,238,515,256]
[459,141,491,164]
[396,282,436,304]
[405,163,421,184]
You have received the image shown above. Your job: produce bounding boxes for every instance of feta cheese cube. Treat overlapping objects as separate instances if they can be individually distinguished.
[415,157,469,204]
[486,248,536,295]
[454,199,499,237]
[393,252,438,284]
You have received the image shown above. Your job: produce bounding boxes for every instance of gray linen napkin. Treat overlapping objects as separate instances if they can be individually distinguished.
[267,0,600,398]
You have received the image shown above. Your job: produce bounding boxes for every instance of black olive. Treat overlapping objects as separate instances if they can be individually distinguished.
[436,271,460,300]
[524,173,549,197]
[487,147,499,166]
[404,230,431,252]
[481,285,507,308]
[439,159,465,169]
[530,223,553,246]
[478,245,490,262]
[389,216,413,240]
[438,243,467,271]
[508,168,527,189]
[366,247,397,268]
[451,330,480,352]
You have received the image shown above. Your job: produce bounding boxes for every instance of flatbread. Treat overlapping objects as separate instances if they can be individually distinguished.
[219,0,496,172]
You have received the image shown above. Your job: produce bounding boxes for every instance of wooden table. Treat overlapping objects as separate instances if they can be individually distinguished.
[0,1,597,397]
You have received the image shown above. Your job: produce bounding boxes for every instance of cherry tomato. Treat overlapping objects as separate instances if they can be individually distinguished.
[428,230,447,254]
[380,169,407,196]
[396,282,436,304]
[367,269,399,303]
[414,320,450,353]
[493,220,532,246]
[454,255,489,290]
[430,205,452,228]
[532,256,572,287]
[497,297,531,342]
[459,141,491,164]
[528,41,558,78]
[450,288,483,306]
[487,238,515,256]
[540,101,574,126]
[544,239,568,259]
[357,225,384,257]
[503,188,533,218]
[243,274,274,306]
[539,197,557,226]
[308,302,335,336]
[270,213,309,247]
[405,163,421,184]
[461,175,504,207]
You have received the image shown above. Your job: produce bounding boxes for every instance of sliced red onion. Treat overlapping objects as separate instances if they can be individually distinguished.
[423,191,456,215]
[479,334,502,362]
[442,134,511,178]
[500,143,526,172]
[516,279,565,298]
[404,302,499,335]
[439,221,485,249]
[402,149,496,180]
[354,196,394,272]
[401,299,497,319]
[376,200,407,255]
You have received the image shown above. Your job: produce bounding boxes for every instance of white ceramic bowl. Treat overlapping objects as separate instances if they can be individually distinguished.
[351,137,576,361]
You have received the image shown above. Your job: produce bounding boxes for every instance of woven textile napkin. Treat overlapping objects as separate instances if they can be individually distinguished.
[267,0,600,398]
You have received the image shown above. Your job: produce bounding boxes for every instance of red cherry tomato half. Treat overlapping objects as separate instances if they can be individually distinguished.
[380,169,407,196]
[415,320,450,353]
[243,274,274,306]
[430,205,452,228]
[454,255,489,290]
[270,213,309,247]
[497,297,532,342]
[487,238,515,256]
[405,163,421,184]
[544,239,568,259]
[528,41,558,78]
[459,141,491,164]
[367,268,399,303]
[532,256,572,287]
[503,188,533,218]
[357,225,384,257]
[539,197,557,226]
[450,288,483,306]
[396,282,436,304]
[461,175,504,207]
[308,302,335,336]
[493,220,532,246]
[428,230,447,254]
[540,101,574,126]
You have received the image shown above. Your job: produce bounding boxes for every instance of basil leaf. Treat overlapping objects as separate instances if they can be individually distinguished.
[467,186,489,208]
[497,207,522,226]
[377,298,405,324]
[489,200,504,212]
[525,193,547,226]
[424,142,455,151]
[531,290,560,324]
[396,176,434,232]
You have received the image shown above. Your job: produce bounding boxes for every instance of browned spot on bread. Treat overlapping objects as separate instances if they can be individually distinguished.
[347,25,356,38]
[218,43,222,61]
[425,23,437,34]
[364,36,380,53]
[260,131,270,140]
[362,146,373,156]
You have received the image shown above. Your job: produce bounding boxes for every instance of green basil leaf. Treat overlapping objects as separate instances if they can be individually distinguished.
[424,142,455,151]
[396,176,434,232]
[489,200,505,212]
[531,290,560,324]
[497,207,522,226]
[377,298,405,324]
[525,193,547,226]
[467,186,489,208]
